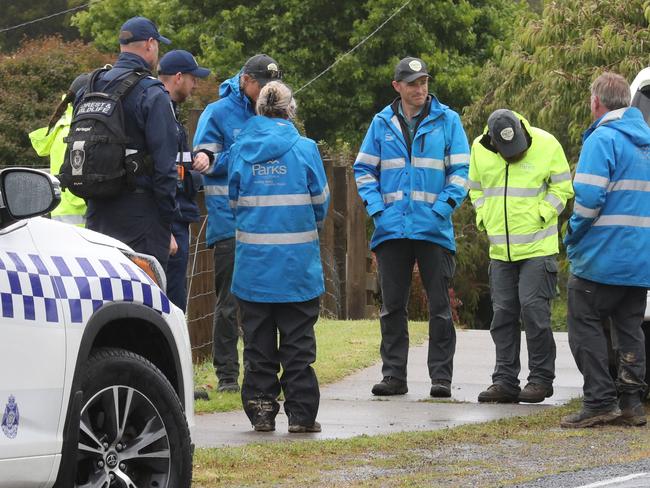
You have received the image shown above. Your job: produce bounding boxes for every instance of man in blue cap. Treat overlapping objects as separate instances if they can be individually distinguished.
[82,17,179,270]
[158,50,212,312]
[193,54,282,393]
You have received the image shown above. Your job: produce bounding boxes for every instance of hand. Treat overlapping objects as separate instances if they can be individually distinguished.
[193,152,210,174]
[169,234,178,256]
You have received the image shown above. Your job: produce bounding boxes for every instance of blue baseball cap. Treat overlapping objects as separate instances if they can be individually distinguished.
[159,50,210,78]
[119,16,171,45]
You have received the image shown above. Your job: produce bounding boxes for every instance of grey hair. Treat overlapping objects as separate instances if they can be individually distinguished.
[256,81,297,119]
[591,72,630,110]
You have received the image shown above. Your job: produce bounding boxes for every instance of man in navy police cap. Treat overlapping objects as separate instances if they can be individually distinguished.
[158,50,212,312]
[83,16,179,270]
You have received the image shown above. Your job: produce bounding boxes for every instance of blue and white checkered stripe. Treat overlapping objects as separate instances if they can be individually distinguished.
[0,252,170,324]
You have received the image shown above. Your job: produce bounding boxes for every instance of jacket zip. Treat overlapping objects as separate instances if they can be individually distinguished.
[504,162,512,262]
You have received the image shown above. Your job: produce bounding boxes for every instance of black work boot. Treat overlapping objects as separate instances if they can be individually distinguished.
[430,380,452,398]
[217,378,240,393]
[617,394,647,426]
[518,383,553,403]
[288,421,322,433]
[560,406,622,428]
[478,384,519,403]
[371,376,408,396]
[246,399,280,432]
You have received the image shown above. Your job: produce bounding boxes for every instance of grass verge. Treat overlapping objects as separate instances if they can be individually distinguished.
[193,319,429,413]
[192,399,650,487]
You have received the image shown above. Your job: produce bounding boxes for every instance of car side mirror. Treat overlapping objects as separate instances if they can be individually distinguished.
[0,168,61,221]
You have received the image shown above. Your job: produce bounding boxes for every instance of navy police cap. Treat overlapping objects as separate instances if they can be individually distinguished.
[119,16,171,45]
[159,50,210,78]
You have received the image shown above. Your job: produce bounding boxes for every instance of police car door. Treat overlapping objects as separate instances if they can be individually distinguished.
[0,220,65,485]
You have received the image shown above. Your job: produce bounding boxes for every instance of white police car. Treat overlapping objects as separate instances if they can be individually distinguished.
[0,168,194,487]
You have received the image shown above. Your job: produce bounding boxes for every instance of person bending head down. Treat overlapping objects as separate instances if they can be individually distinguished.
[255,81,297,120]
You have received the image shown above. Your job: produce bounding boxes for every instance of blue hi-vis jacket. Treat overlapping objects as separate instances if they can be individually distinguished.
[354,96,470,251]
[565,107,650,287]
[193,73,254,245]
[228,116,330,303]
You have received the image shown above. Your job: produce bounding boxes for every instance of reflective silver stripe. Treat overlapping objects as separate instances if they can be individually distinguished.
[574,202,600,218]
[230,199,237,209]
[411,191,438,203]
[483,185,545,198]
[468,179,482,190]
[238,194,312,207]
[311,185,330,205]
[449,153,470,166]
[593,215,650,228]
[381,158,406,170]
[412,157,444,170]
[176,151,193,163]
[544,193,564,212]
[52,214,85,225]
[607,179,650,192]
[472,197,485,209]
[356,152,380,167]
[236,229,319,245]
[488,226,557,245]
[550,172,572,183]
[390,115,404,138]
[448,175,469,190]
[383,191,403,203]
[194,142,223,153]
[204,185,229,196]
[356,174,377,186]
[574,173,609,188]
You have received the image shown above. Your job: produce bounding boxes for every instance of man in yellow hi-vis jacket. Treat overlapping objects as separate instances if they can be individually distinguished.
[469,109,574,404]
[29,74,89,226]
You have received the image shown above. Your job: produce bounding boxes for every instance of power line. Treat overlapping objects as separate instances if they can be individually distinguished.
[295,0,415,94]
[0,1,103,35]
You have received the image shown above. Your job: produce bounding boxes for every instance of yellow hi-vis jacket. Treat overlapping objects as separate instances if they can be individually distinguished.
[468,114,574,262]
[29,103,86,226]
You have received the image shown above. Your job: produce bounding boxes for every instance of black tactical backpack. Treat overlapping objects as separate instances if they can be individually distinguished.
[59,68,150,199]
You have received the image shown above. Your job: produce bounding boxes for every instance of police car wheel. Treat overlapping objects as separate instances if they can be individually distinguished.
[72,348,192,488]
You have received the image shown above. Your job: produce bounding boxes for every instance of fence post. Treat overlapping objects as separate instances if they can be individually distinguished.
[345,167,368,319]
[319,156,340,318]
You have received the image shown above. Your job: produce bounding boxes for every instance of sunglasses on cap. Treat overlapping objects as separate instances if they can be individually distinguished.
[248,69,283,80]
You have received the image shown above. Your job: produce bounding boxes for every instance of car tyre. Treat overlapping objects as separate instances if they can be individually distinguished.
[71,348,192,487]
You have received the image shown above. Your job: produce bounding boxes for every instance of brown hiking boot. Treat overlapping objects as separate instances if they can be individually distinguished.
[478,384,519,403]
[617,394,647,426]
[518,383,553,403]
[560,407,622,428]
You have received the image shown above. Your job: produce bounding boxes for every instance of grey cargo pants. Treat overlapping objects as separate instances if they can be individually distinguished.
[488,256,558,392]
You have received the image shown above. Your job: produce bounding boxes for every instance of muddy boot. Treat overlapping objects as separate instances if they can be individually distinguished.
[560,406,622,428]
[617,394,647,426]
[246,399,280,432]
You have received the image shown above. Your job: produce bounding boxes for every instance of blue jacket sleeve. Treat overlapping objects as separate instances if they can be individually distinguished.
[143,87,178,225]
[193,104,227,177]
[564,132,612,247]
[432,111,470,220]
[354,118,384,217]
[306,142,330,229]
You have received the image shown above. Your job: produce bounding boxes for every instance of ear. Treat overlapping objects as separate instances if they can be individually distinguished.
[391,80,401,94]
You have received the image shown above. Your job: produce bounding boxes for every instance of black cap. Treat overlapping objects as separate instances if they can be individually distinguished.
[487,109,529,159]
[242,54,282,87]
[119,16,171,45]
[159,50,210,78]
[394,57,430,83]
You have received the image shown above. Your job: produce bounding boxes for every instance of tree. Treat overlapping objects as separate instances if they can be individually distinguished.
[463,0,650,162]
[0,37,111,167]
[73,0,527,144]
[0,0,85,53]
